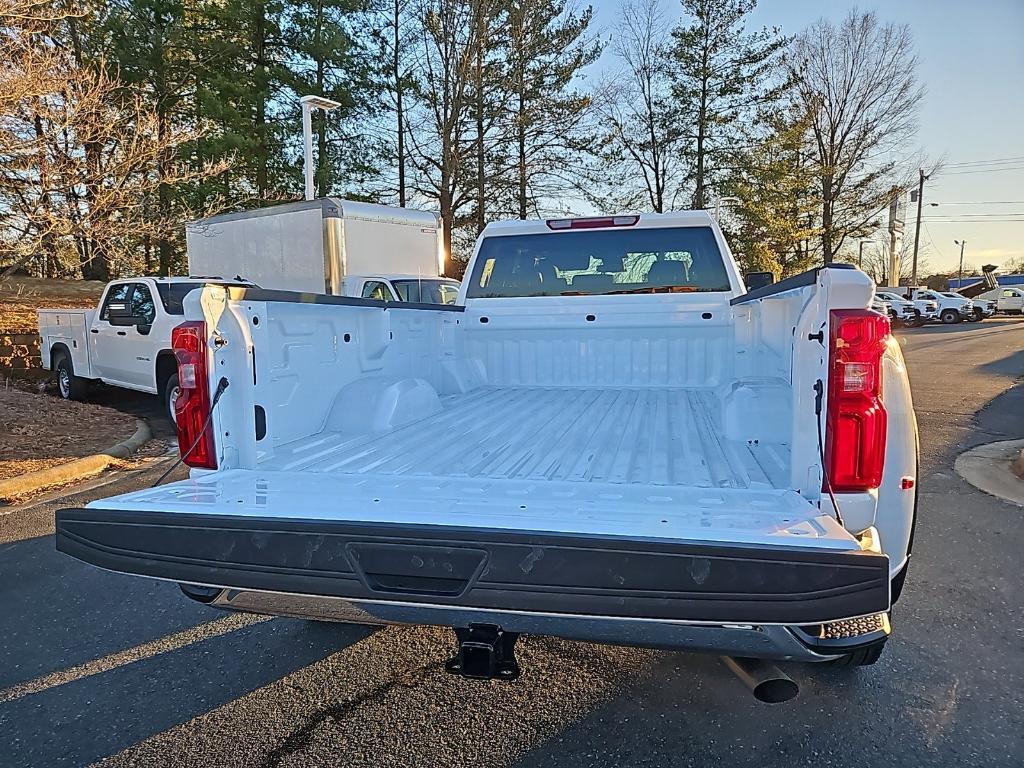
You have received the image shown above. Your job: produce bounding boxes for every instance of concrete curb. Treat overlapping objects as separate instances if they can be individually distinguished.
[954,439,1024,508]
[0,420,152,501]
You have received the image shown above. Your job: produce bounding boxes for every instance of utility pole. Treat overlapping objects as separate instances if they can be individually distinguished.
[955,239,967,287]
[858,240,866,269]
[910,169,928,286]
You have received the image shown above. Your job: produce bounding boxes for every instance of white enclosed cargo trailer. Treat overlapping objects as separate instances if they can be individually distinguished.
[185,199,443,295]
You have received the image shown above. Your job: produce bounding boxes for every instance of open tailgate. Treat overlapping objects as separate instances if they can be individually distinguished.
[56,470,890,625]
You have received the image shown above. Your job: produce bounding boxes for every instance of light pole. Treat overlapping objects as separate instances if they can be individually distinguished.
[955,239,966,287]
[300,95,342,201]
[858,239,867,269]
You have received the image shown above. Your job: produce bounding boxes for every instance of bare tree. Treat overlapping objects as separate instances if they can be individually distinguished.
[790,10,923,262]
[0,0,229,279]
[597,0,689,213]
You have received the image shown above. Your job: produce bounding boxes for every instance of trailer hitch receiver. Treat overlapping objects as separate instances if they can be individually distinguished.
[445,624,520,681]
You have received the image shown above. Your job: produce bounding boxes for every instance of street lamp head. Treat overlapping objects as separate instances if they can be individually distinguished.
[300,94,342,111]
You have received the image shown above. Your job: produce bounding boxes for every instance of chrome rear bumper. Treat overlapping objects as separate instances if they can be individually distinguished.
[204,587,883,663]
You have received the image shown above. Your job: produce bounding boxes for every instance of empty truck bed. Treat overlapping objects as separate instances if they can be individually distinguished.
[263,385,790,490]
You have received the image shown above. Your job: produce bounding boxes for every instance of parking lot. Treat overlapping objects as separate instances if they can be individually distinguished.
[1,317,1023,768]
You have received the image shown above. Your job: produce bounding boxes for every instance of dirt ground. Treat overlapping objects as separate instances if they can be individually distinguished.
[0,386,137,483]
[0,276,105,331]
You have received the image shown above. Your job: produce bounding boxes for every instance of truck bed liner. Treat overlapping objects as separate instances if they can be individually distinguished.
[264,386,790,490]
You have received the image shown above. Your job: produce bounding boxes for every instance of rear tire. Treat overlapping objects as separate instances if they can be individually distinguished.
[940,309,959,324]
[54,352,89,401]
[827,642,886,667]
[162,372,180,425]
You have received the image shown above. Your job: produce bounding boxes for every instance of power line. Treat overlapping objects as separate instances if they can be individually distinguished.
[923,212,1024,218]
[922,219,1024,224]
[922,222,946,262]
[942,155,1024,168]
[940,165,1024,176]
[928,200,1024,206]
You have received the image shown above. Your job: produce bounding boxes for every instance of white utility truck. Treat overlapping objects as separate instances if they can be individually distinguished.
[977,286,1024,315]
[57,212,918,696]
[186,199,458,302]
[38,277,251,422]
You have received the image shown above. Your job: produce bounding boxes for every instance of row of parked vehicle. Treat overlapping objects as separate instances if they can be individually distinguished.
[872,286,1024,326]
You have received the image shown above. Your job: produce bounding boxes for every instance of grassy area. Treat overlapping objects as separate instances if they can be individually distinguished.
[0,276,105,331]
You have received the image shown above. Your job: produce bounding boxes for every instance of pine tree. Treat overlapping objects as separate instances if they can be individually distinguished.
[669,0,788,211]
[720,107,818,277]
[282,0,381,197]
[500,0,598,220]
[195,0,292,202]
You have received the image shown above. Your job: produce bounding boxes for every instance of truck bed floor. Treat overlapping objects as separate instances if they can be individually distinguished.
[264,386,790,491]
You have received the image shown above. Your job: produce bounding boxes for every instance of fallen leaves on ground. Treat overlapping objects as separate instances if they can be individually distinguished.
[0,387,138,482]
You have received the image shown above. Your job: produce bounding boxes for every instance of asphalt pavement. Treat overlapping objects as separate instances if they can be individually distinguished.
[1,317,1023,767]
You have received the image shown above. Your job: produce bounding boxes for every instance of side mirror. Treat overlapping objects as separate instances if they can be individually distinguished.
[744,271,775,291]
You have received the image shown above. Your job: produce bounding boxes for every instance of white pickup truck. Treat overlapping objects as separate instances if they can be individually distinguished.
[38,277,251,422]
[56,211,918,686]
[39,275,460,423]
[978,286,1024,314]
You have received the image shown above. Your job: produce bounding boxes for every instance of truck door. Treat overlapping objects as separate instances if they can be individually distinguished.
[91,283,133,384]
[91,282,159,390]
[1001,289,1023,313]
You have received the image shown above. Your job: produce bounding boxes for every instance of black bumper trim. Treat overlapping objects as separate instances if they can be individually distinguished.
[55,508,890,624]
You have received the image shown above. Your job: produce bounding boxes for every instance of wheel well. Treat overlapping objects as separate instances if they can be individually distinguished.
[50,343,71,370]
[156,351,177,392]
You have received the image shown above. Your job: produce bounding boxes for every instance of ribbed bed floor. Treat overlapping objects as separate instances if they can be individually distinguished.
[264,386,789,490]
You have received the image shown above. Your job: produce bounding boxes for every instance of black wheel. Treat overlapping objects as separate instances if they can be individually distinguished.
[827,642,886,667]
[940,309,959,324]
[162,372,180,425]
[54,351,89,401]
[970,308,984,322]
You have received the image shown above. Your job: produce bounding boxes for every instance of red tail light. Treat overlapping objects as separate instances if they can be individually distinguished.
[172,320,217,469]
[823,309,889,492]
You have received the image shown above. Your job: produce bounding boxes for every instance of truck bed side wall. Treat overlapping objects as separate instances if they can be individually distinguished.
[191,288,467,470]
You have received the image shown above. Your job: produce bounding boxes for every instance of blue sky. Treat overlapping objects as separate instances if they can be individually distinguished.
[589,0,1024,273]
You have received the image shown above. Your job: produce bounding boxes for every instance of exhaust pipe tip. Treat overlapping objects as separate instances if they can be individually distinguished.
[720,656,799,703]
[750,675,799,704]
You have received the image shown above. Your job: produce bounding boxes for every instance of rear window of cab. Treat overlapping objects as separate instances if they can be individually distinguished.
[466,226,731,299]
